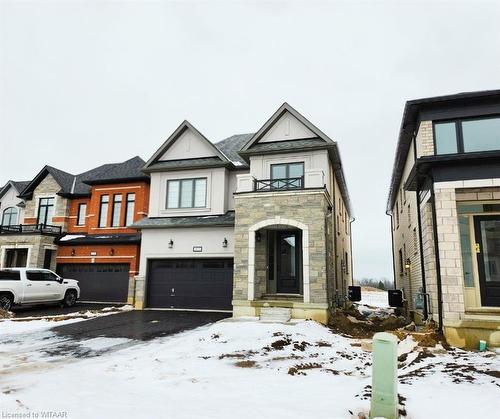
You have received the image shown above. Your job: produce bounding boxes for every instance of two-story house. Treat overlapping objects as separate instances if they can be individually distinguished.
[56,156,149,304]
[388,89,500,349]
[133,103,353,324]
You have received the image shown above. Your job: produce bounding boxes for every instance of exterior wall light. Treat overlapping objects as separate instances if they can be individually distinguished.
[71,249,76,256]
[168,239,174,249]
[222,238,228,248]
[405,258,411,270]
[109,248,115,256]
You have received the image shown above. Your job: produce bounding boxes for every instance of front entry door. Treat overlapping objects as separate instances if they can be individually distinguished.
[474,215,500,307]
[276,231,301,294]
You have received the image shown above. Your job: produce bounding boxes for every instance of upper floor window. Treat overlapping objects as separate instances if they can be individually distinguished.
[98,195,109,227]
[125,193,135,226]
[167,178,207,209]
[111,194,122,227]
[434,116,500,155]
[270,162,304,189]
[76,203,87,226]
[2,207,18,226]
[37,197,55,225]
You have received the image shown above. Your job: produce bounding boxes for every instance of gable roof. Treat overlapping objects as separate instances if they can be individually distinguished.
[143,121,231,173]
[240,102,335,152]
[0,180,30,200]
[386,89,500,212]
[18,157,148,199]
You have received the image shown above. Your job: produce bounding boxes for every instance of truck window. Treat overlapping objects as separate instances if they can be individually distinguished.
[42,271,59,281]
[26,271,45,281]
[0,270,21,280]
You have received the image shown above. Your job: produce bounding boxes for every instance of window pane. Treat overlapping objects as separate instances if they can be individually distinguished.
[180,179,193,208]
[125,193,135,226]
[434,122,458,154]
[459,216,474,287]
[288,163,304,178]
[111,195,122,227]
[99,196,109,227]
[271,164,286,179]
[77,204,87,226]
[167,181,180,208]
[194,179,206,207]
[462,117,500,152]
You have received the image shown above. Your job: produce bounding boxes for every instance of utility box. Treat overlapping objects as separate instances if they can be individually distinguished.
[388,289,403,307]
[348,285,361,302]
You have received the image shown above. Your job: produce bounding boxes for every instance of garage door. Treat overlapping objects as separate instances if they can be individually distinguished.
[146,259,233,310]
[57,264,130,303]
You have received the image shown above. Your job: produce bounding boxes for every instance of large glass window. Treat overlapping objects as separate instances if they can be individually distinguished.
[76,203,87,226]
[434,122,458,154]
[462,117,500,152]
[166,178,207,209]
[98,195,109,227]
[37,197,55,225]
[270,162,304,189]
[434,116,500,155]
[125,193,135,226]
[2,207,18,226]
[111,194,122,227]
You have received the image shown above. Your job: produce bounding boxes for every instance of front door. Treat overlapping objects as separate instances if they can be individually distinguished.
[276,231,301,294]
[474,215,500,307]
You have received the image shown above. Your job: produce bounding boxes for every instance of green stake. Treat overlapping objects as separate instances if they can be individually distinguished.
[370,332,399,419]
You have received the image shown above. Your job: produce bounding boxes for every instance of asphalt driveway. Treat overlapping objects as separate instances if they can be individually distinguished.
[11,302,122,318]
[52,310,231,341]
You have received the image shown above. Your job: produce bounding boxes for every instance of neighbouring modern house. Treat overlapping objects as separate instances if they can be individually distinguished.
[0,157,149,305]
[387,89,500,348]
[133,103,353,323]
[55,157,149,304]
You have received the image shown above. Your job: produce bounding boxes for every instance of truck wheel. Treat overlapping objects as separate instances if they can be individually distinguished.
[63,290,77,307]
[0,294,13,311]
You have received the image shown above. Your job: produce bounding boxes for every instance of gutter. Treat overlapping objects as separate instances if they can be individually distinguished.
[349,218,355,286]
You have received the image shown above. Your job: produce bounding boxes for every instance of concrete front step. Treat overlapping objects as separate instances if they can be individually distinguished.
[259,307,292,323]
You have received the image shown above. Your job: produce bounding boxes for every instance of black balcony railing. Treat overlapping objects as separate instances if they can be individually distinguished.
[254,176,304,191]
[0,224,62,235]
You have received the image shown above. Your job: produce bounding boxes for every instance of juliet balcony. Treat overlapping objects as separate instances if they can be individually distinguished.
[0,224,62,236]
[236,170,326,193]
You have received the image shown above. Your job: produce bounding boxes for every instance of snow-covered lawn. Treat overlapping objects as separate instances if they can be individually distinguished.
[0,316,499,419]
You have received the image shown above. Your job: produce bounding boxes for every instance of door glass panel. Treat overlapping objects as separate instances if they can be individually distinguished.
[480,219,500,283]
[434,122,458,155]
[280,234,296,277]
[462,117,500,153]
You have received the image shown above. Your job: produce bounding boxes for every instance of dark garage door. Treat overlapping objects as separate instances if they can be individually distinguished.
[57,264,130,303]
[147,259,233,310]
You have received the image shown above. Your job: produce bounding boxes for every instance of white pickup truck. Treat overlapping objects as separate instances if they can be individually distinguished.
[0,268,80,311]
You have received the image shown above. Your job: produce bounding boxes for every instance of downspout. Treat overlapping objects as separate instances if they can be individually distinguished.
[430,179,444,331]
[413,138,429,320]
[332,172,339,299]
[386,210,397,289]
[349,217,355,286]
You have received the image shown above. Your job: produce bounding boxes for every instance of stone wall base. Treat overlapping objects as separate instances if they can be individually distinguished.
[444,318,500,349]
[134,275,145,309]
[232,299,329,324]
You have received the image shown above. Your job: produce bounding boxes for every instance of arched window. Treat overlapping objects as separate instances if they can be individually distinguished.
[2,207,18,226]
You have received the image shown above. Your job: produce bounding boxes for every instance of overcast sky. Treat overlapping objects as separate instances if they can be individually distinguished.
[1,0,499,280]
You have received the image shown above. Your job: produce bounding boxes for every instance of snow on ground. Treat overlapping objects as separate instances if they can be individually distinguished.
[0,316,499,419]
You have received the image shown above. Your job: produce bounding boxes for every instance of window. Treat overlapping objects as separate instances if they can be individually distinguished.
[0,270,21,280]
[98,195,109,227]
[125,193,135,226]
[434,122,458,154]
[462,117,500,152]
[37,197,55,225]
[434,116,500,155]
[398,249,403,274]
[76,203,87,226]
[408,204,411,226]
[270,162,304,189]
[111,194,122,227]
[26,270,45,281]
[166,178,207,209]
[1,207,18,226]
[413,228,418,255]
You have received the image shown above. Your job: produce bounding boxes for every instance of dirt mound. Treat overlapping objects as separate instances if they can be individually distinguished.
[329,306,408,339]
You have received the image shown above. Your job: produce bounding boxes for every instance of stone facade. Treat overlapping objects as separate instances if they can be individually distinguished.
[415,120,434,157]
[232,189,334,323]
[0,234,58,270]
